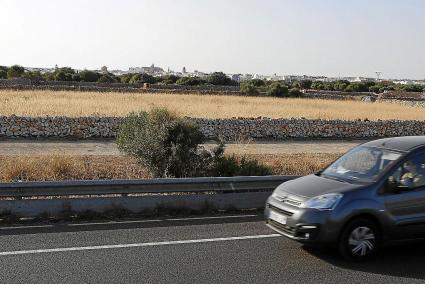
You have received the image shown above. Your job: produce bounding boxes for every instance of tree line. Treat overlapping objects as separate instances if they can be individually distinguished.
[1,65,423,95]
[240,79,425,98]
[0,65,238,86]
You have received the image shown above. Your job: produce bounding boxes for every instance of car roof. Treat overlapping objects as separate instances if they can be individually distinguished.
[362,136,425,152]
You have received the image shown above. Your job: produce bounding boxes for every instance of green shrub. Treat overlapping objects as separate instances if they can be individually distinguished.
[7,65,25,78]
[207,72,235,86]
[251,79,266,87]
[344,82,368,92]
[120,73,134,84]
[288,88,303,97]
[266,82,289,97]
[97,73,118,83]
[42,72,55,81]
[116,108,272,178]
[22,71,43,80]
[299,80,312,89]
[54,71,73,81]
[211,155,272,177]
[117,108,211,178]
[128,73,156,84]
[158,75,180,84]
[176,76,205,86]
[0,70,7,79]
[79,70,100,82]
[240,81,260,96]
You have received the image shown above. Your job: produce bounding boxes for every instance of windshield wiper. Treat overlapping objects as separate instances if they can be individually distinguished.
[320,174,347,183]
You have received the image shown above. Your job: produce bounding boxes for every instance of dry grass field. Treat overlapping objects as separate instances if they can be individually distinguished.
[0,155,151,182]
[0,153,340,182]
[0,90,424,120]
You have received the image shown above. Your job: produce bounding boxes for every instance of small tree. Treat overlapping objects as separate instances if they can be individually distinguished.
[128,73,156,84]
[240,81,260,96]
[22,71,43,80]
[158,74,180,84]
[54,71,73,81]
[98,73,118,83]
[79,70,100,82]
[266,82,289,97]
[207,72,235,86]
[251,79,266,87]
[176,76,205,86]
[7,65,25,78]
[117,108,210,178]
[288,88,303,97]
[42,72,55,81]
[120,73,134,84]
[117,108,272,178]
[0,70,7,79]
[299,80,312,89]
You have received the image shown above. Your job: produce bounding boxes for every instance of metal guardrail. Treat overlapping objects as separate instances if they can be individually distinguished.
[0,176,300,198]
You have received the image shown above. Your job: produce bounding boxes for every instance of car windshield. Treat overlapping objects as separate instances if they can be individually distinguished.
[321,146,402,183]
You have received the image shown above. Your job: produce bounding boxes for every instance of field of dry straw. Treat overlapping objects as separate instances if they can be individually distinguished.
[0,153,340,182]
[0,90,424,120]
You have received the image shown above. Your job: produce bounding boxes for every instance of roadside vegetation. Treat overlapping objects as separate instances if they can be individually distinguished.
[0,109,340,182]
[0,155,150,182]
[0,153,340,182]
[0,90,425,121]
[116,108,271,178]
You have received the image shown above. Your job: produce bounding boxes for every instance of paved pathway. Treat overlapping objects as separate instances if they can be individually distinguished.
[0,140,367,155]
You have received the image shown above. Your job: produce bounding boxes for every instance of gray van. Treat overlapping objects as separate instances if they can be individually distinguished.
[265,136,425,260]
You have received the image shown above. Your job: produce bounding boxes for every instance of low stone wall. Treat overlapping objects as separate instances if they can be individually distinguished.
[193,118,425,140]
[301,92,376,102]
[1,116,425,141]
[378,98,425,108]
[148,84,239,92]
[303,89,375,97]
[0,84,241,95]
[301,90,377,102]
[0,79,240,94]
[0,117,120,139]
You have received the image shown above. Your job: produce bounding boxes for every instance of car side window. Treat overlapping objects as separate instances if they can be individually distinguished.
[391,154,425,189]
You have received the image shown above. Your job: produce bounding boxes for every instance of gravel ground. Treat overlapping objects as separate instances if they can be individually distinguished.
[0,140,365,155]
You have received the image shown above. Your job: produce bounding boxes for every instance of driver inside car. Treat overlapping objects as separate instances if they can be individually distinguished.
[400,160,424,188]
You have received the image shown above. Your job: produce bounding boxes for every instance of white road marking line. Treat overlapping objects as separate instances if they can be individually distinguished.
[0,214,260,230]
[68,219,163,226]
[68,214,259,227]
[0,234,281,256]
[0,225,54,230]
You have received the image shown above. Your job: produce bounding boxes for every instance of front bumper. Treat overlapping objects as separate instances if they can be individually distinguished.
[265,195,341,244]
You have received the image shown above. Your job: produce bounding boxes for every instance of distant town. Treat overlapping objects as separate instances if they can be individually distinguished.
[23,64,425,85]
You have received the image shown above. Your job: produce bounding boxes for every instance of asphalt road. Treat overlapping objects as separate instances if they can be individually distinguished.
[0,140,365,155]
[0,214,423,283]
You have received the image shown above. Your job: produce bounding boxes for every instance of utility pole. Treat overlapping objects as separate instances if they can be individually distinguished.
[375,71,382,81]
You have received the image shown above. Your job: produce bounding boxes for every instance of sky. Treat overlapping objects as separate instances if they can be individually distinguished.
[1,0,424,79]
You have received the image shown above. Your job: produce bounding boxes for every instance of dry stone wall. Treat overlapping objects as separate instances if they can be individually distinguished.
[0,79,240,95]
[378,99,425,108]
[1,116,425,141]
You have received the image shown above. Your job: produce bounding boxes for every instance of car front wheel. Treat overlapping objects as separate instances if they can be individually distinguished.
[338,218,380,261]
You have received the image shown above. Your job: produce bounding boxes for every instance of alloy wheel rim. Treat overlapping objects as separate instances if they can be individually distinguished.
[348,226,375,257]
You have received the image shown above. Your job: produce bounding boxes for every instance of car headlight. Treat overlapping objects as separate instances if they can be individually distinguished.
[301,193,343,210]
[271,191,285,201]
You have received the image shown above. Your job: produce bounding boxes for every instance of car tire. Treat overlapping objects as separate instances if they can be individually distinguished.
[338,218,380,261]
